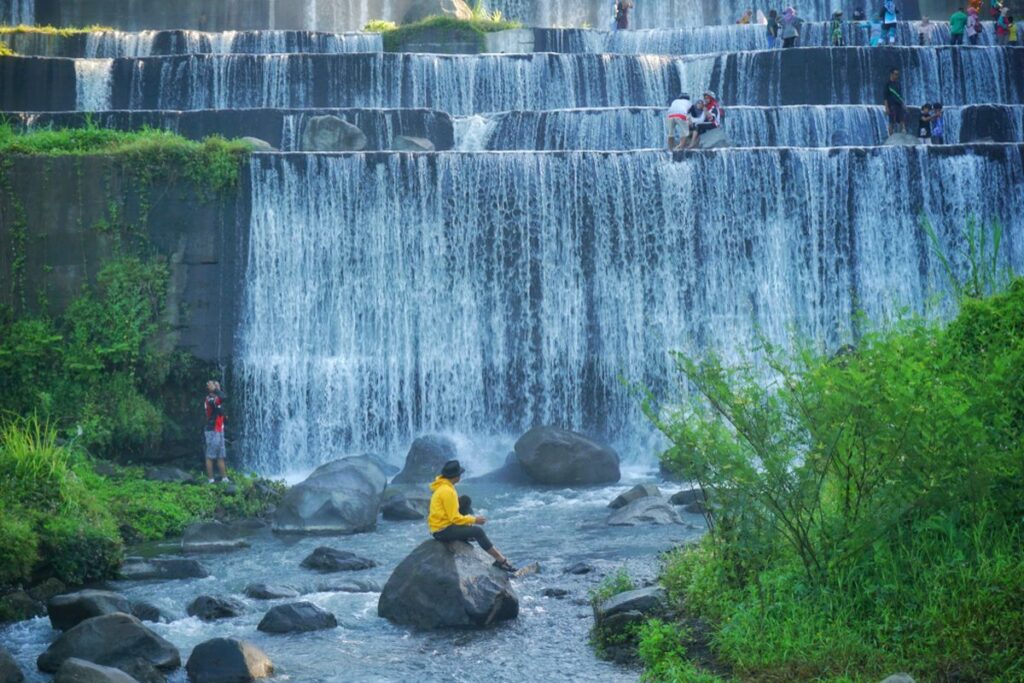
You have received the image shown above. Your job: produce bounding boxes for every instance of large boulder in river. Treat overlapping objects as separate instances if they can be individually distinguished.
[272,456,386,535]
[391,435,457,485]
[378,540,518,629]
[607,497,683,526]
[182,520,259,554]
[465,452,532,485]
[299,115,367,152]
[0,646,24,683]
[244,583,300,600]
[186,596,247,622]
[669,488,704,506]
[381,492,431,521]
[120,557,209,580]
[55,658,139,683]
[185,638,273,683]
[37,613,180,674]
[608,484,661,509]
[300,546,376,572]
[48,590,131,631]
[513,426,620,486]
[257,602,337,634]
[403,0,473,23]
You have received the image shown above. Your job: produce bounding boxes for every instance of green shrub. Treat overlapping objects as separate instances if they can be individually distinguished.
[366,13,522,51]
[589,567,636,606]
[0,515,38,587]
[40,514,123,585]
[638,619,725,683]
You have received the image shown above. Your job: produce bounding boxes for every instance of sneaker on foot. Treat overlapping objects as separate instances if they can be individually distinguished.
[493,559,517,574]
[221,476,231,484]
[207,478,216,484]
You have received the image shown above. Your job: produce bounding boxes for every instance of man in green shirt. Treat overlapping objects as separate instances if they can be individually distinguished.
[949,7,968,44]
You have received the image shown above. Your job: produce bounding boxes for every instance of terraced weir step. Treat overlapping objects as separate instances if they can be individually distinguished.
[3,47,1022,113]
[3,0,933,32]
[237,146,1024,470]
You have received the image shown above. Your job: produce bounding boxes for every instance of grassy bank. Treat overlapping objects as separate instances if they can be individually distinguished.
[636,273,1024,681]
[365,11,520,52]
[0,416,281,606]
[0,24,113,36]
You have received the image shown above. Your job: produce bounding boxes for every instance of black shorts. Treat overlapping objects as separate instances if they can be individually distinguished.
[694,122,717,134]
[887,103,905,124]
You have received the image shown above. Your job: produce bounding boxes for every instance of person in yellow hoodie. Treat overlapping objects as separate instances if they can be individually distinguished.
[428,460,517,573]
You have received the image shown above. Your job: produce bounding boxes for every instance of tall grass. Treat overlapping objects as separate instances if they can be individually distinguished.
[0,415,75,512]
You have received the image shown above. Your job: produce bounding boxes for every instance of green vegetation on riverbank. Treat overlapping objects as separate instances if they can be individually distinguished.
[0,416,280,605]
[0,24,114,37]
[0,122,252,194]
[364,10,521,52]
[639,274,1024,681]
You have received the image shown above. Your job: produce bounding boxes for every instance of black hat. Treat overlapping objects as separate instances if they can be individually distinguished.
[441,460,465,478]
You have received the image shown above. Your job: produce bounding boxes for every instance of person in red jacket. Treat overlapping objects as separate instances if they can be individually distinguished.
[204,380,229,483]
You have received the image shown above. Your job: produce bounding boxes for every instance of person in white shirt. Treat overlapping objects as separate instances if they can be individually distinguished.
[665,93,692,150]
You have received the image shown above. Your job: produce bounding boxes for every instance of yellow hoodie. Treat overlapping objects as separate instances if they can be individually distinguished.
[427,476,476,533]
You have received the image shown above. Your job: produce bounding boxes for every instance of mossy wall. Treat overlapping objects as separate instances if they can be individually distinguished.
[0,154,250,363]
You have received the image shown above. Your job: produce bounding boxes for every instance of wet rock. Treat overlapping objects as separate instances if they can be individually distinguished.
[120,557,209,581]
[240,137,276,152]
[143,466,193,484]
[403,0,473,23]
[513,426,620,486]
[55,658,139,683]
[181,521,254,554]
[28,577,67,602]
[314,578,381,593]
[48,590,131,631]
[391,435,457,485]
[300,546,376,572]
[243,583,300,600]
[0,646,24,683]
[186,596,246,622]
[608,484,661,509]
[257,602,337,634]
[272,456,386,535]
[392,135,435,152]
[113,659,162,683]
[381,493,431,521]
[668,488,704,506]
[0,590,45,620]
[595,587,668,623]
[185,638,273,683]
[465,452,532,485]
[541,588,569,598]
[36,613,180,674]
[364,454,400,476]
[563,562,593,575]
[378,540,519,629]
[300,115,367,152]
[879,675,915,683]
[129,602,166,624]
[607,497,683,526]
[883,133,919,145]
[684,501,708,514]
[697,127,730,149]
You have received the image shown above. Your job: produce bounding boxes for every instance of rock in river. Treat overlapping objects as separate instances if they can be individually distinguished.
[48,590,131,631]
[185,638,273,683]
[0,646,25,683]
[244,583,301,600]
[668,488,704,506]
[378,540,519,629]
[608,484,661,509]
[513,426,620,486]
[272,456,386,535]
[120,557,209,581]
[300,546,377,572]
[607,497,683,526]
[257,602,337,634]
[186,596,247,622]
[391,435,458,485]
[55,658,139,683]
[181,520,256,554]
[380,493,431,521]
[37,613,180,674]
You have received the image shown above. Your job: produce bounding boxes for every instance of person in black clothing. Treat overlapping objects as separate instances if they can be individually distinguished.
[882,68,906,136]
[615,0,634,30]
[917,103,933,144]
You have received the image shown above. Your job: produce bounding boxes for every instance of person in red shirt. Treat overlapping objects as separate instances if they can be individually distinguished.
[204,380,229,483]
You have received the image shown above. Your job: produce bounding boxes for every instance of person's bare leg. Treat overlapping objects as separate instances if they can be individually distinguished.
[205,458,214,479]
[217,459,228,478]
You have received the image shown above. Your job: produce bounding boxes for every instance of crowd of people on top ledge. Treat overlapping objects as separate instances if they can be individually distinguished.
[613,0,1019,46]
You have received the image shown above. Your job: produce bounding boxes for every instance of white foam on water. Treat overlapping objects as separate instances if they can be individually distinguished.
[453,114,498,151]
[74,58,114,111]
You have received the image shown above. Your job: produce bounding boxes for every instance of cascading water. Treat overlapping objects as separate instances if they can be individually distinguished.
[74,59,114,111]
[85,31,158,58]
[457,105,901,149]
[80,29,382,57]
[6,0,33,24]
[239,148,1024,474]
[77,49,1021,114]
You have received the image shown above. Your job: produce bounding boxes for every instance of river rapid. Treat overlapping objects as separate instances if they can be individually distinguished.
[1,469,703,683]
